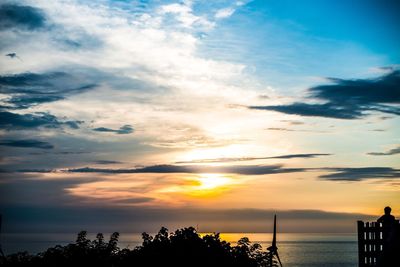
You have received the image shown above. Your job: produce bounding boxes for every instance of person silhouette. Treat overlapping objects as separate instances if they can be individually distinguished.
[377,206,395,225]
[376,206,397,267]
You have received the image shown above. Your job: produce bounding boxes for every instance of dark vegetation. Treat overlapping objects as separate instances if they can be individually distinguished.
[1,227,276,267]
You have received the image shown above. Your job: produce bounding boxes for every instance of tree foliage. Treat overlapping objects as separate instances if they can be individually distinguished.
[1,226,271,267]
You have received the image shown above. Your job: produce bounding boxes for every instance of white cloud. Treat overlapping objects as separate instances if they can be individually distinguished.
[159,2,214,29]
[215,7,235,19]
[0,0,279,166]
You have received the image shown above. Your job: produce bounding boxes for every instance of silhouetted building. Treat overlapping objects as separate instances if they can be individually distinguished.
[358,207,400,267]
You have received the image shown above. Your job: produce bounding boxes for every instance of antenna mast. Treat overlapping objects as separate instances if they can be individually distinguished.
[267,215,282,267]
[0,214,4,258]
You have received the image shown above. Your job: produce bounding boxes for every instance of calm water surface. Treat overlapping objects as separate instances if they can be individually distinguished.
[2,233,358,267]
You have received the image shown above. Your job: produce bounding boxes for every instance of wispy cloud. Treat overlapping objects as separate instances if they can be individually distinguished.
[319,167,400,181]
[29,151,90,156]
[159,2,214,29]
[215,7,235,19]
[250,70,400,119]
[0,111,82,130]
[20,164,400,182]
[252,103,364,119]
[23,164,306,176]
[367,145,400,156]
[176,153,331,163]
[269,153,330,159]
[0,139,53,149]
[76,164,304,176]
[0,72,97,110]
[265,127,328,133]
[93,125,134,135]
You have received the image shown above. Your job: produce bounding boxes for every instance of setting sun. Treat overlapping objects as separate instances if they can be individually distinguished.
[197,174,232,190]
[156,173,235,198]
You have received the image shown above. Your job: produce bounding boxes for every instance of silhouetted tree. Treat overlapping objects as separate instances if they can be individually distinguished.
[107,232,120,254]
[76,231,90,248]
[3,227,269,267]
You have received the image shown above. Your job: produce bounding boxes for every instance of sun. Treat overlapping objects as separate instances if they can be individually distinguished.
[196,173,232,191]
[155,173,236,198]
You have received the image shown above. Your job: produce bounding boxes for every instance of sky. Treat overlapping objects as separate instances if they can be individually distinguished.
[0,0,399,234]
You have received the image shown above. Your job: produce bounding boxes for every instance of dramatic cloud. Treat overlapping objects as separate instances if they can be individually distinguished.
[175,153,331,163]
[19,164,400,182]
[0,111,82,130]
[0,139,53,149]
[0,0,398,239]
[0,72,97,110]
[252,103,364,119]
[367,146,400,156]
[319,167,400,181]
[250,70,400,119]
[93,125,134,135]
[23,164,305,176]
[4,95,64,109]
[54,165,400,182]
[2,162,375,235]
[0,4,46,30]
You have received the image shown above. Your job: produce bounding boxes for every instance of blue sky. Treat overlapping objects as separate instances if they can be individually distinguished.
[200,0,399,89]
[0,0,399,234]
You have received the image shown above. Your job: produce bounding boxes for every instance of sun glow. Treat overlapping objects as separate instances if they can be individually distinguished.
[197,173,232,190]
[156,173,236,198]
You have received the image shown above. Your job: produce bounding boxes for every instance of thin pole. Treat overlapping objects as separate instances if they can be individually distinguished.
[272,215,277,248]
[0,214,4,258]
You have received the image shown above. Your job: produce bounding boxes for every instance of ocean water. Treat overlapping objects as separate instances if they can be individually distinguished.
[1,233,358,267]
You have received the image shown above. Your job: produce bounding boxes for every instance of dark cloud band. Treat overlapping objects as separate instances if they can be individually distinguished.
[0,4,46,30]
[0,139,53,149]
[20,164,400,182]
[0,72,97,110]
[175,153,331,163]
[0,111,82,130]
[21,164,304,175]
[93,125,134,134]
[367,146,400,156]
[249,70,400,119]
[318,167,400,181]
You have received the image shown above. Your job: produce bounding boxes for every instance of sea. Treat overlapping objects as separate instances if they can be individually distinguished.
[1,233,358,267]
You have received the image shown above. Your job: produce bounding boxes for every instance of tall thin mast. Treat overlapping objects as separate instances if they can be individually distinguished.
[267,214,282,267]
[0,214,4,258]
[272,214,277,248]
